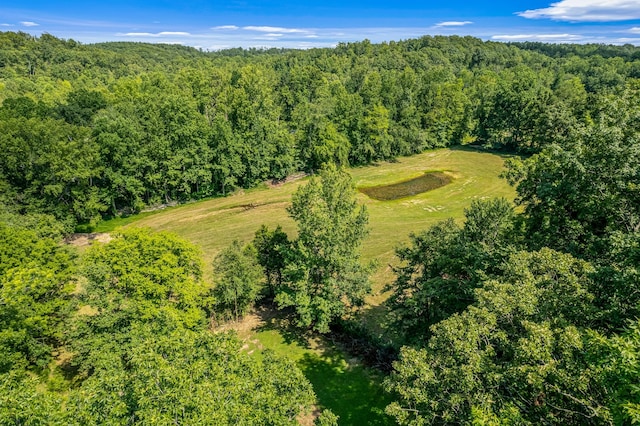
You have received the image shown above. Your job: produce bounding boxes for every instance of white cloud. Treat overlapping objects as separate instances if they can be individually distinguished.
[212,25,239,30]
[121,32,156,36]
[492,33,584,41]
[627,27,640,33]
[20,21,39,27]
[158,31,190,36]
[207,44,233,51]
[434,21,473,27]
[119,31,190,37]
[243,25,307,33]
[518,0,640,22]
[0,23,14,27]
[264,33,284,37]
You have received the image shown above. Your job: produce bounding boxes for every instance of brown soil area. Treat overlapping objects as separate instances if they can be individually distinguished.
[267,172,308,188]
[64,233,112,247]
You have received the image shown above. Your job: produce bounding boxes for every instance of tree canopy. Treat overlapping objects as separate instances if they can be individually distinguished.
[2,31,640,425]
[2,32,639,229]
[276,164,370,333]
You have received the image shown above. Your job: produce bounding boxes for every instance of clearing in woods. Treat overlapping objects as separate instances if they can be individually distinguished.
[96,146,516,424]
[99,147,515,296]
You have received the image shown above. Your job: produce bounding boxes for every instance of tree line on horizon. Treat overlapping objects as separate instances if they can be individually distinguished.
[1,31,639,230]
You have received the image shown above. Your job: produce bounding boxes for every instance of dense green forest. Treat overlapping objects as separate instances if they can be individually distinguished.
[2,31,638,229]
[1,31,639,424]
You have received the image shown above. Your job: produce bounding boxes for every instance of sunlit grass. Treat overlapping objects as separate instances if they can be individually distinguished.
[246,316,393,425]
[96,147,516,422]
[99,147,515,289]
[98,146,516,331]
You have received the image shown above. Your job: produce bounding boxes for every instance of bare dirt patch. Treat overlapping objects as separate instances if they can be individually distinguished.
[212,305,280,340]
[140,201,178,213]
[267,172,308,188]
[64,233,112,248]
[297,405,322,426]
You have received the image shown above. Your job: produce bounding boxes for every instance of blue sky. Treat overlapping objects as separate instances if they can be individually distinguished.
[2,1,640,50]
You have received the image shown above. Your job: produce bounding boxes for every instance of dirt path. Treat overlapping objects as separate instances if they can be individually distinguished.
[64,232,112,248]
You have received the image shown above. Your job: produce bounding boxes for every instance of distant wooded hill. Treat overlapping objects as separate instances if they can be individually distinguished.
[1,31,639,228]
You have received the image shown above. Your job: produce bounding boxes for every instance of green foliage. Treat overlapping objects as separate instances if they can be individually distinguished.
[386,249,607,425]
[2,32,638,225]
[44,228,315,425]
[0,204,73,238]
[387,198,518,343]
[315,409,339,425]
[590,320,640,424]
[277,164,370,333]
[477,66,555,151]
[504,83,640,328]
[212,240,263,321]
[69,228,207,371]
[67,326,314,425]
[0,370,64,425]
[2,31,640,425]
[505,83,639,258]
[0,224,75,372]
[57,89,108,126]
[0,115,104,225]
[254,224,291,297]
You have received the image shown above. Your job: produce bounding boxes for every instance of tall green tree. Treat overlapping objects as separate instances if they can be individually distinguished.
[591,319,640,424]
[387,198,518,343]
[0,224,75,373]
[68,228,207,371]
[276,165,370,333]
[386,249,608,425]
[253,224,291,298]
[212,240,263,321]
[67,326,315,425]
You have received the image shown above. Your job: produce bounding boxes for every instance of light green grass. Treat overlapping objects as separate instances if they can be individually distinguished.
[104,147,515,288]
[101,146,515,327]
[97,147,515,422]
[93,210,163,232]
[243,317,393,425]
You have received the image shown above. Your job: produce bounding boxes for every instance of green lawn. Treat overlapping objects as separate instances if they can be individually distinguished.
[252,327,393,425]
[101,147,515,289]
[97,147,515,423]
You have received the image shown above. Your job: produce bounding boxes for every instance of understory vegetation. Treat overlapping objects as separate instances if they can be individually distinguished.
[1,32,639,424]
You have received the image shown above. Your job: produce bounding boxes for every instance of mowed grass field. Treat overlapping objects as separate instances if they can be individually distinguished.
[98,147,515,425]
[108,146,515,294]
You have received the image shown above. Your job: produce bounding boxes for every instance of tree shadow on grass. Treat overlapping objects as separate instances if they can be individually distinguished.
[297,351,393,426]
[253,304,314,350]
[252,304,394,425]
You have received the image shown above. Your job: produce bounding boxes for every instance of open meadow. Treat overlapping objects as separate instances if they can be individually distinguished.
[97,147,515,424]
[105,147,515,290]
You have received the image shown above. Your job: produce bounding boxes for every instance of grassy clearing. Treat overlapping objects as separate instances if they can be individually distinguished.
[98,146,516,320]
[103,147,515,287]
[100,146,516,329]
[256,329,392,425]
[99,147,515,422]
[224,307,393,425]
[359,171,452,201]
